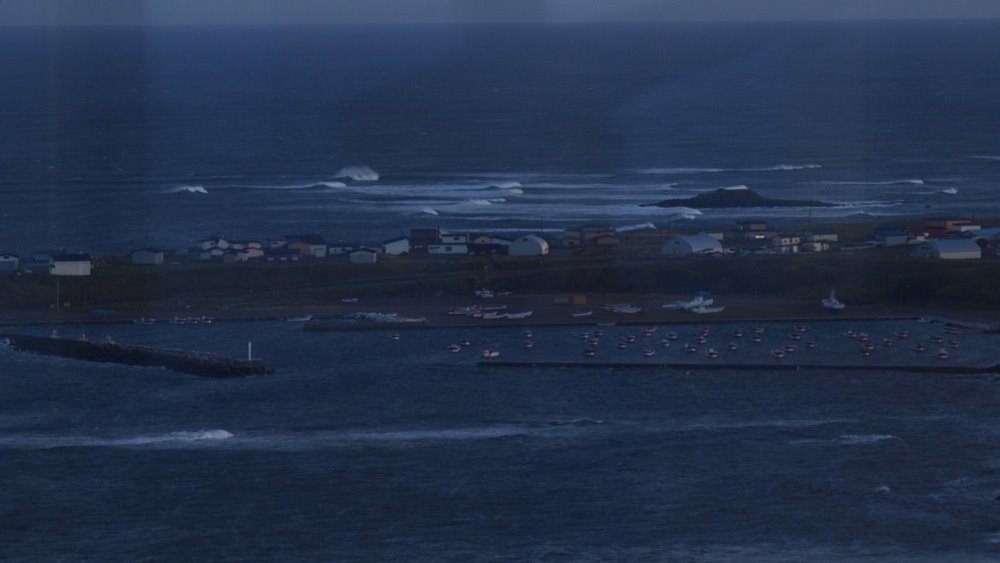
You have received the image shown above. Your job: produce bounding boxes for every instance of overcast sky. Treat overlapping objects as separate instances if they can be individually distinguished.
[3,0,1000,25]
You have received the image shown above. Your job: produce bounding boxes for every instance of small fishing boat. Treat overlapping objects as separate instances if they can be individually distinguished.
[914,343,925,353]
[571,310,593,318]
[449,344,462,353]
[390,332,400,341]
[642,349,656,358]
[705,348,719,359]
[583,348,597,358]
[936,348,950,360]
[727,342,738,351]
[482,349,500,359]
[806,340,817,349]
[771,350,785,359]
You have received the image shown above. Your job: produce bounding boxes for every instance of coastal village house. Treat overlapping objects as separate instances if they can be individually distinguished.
[264,248,300,262]
[0,253,20,273]
[381,237,410,256]
[50,254,92,276]
[661,235,723,257]
[508,234,550,256]
[131,248,165,265]
[912,239,982,260]
[874,228,912,247]
[327,243,357,255]
[285,234,328,258]
[771,233,801,254]
[428,243,469,255]
[350,249,378,264]
[409,228,444,253]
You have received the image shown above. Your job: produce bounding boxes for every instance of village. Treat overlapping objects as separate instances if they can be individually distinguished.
[0,216,997,278]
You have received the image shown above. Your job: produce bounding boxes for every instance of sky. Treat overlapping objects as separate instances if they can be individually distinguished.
[2,0,1000,25]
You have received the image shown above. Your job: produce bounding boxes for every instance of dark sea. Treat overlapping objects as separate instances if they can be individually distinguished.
[3,22,1000,561]
[2,22,1000,253]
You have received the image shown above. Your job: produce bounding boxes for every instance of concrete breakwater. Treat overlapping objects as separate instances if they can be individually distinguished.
[1,333,270,377]
[478,360,1000,375]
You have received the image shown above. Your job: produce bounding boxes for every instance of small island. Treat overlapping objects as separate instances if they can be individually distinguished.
[643,187,837,208]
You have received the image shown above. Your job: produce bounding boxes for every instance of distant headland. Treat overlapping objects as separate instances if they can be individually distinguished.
[643,187,837,209]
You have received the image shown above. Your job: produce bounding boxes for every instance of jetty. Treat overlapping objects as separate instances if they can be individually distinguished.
[477,360,1000,375]
[1,333,270,377]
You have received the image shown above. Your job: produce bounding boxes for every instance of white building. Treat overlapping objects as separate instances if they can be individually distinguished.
[0,253,19,272]
[661,235,723,257]
[131,248,165,265]
[912,239,982,260]
[508,234,549,257]
[440,233,469,244]
[50,254,92,276]
[382,237,410,256]
[350,249,378,264]
[428,244,468,255]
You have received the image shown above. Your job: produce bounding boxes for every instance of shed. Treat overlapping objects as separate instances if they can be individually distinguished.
[508,235,550,257]
[131,248,165,265]
[285,234,328,258]
[350,250,378,264]
[0,253,20,272]
[912,239,982,260]
[382,237,410,256]
[661,235,723,257]
[50,254,92,276]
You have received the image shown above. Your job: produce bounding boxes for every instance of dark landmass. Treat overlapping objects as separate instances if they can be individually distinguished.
[643,188,837,208]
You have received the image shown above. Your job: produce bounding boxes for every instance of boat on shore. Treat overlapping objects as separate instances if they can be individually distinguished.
[822,290,845,311]
[285,314,313,322]
[571,310,593,317]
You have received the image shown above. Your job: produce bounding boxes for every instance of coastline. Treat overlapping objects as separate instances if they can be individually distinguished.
[1,293,995,333]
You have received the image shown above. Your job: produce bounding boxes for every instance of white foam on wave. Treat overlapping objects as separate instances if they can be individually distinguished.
[466,199,495,206]
[837,434,899,445]
[335,165,380,182]
[636,164,821,174]
[971,155,1000,161]
[722,185,750,191]
[164,185,208,194]
[820,179,924,186]
[322,181,348,189]
[0,429,234,449]
[614,222,656,233]
[487,181,522,189]
[421,207,439,216]
[940,187,958,195]
[116,429,234,445]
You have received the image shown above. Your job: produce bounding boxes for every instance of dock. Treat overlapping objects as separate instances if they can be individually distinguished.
[477,360,1000,375]
[1,333,270,377]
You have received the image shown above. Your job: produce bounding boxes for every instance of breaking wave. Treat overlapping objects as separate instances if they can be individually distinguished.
[636,164,821,174]
[837,434,899,445]
[971,155,1000,161]
[940,187,958,195]
[421,207,439,216]
[614,222,656,233]
[820,179,924,186]
[722,185,750,191]
[335,165,380,182]
[487,181,522,189]
[0,429,234,449]
[164,185,208,194]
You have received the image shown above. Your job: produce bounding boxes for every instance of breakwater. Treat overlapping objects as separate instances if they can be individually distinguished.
[1,333,270,377]
[478,360,1000,375]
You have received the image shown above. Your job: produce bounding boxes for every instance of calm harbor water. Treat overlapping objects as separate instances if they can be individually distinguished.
[1,319,999,560]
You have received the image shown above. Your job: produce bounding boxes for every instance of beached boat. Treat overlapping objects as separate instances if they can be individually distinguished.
[571,310,593,317]
[936,348,950,360]
[821,290,845,311]
[285,314,313,322]
[691,305,725,314]
[662,295,714,310]
[705,348,719,359]
[505,311,533,320]
[482,349,500,359]
[642,349,656,358]
[449,344,462,353]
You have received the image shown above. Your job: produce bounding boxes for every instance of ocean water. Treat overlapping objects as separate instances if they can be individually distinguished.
[3,21,1000,560]
[1,319,999,560]
[2,22,1000,253]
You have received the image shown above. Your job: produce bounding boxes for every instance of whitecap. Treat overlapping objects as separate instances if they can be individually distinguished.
[421,207,439,216]
[164,185,208,194]
[970,155,1000,161]
[116,429,234,445]
[487,181,522,189]
[335,165,380,182]
[321,181,348,189]
[614,222,657,233]
[837,434,899,445]
[940,187,958,195]
[819,179,924,186]
[721,185,750,191]
[466,199,494,206]
[636,164,821,174]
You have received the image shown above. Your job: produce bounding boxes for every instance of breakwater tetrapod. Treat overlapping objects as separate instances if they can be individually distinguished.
[1,333,271,377]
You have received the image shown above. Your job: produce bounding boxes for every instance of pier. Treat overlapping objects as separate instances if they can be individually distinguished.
[478,360,1000,375]
[1,333,270,377]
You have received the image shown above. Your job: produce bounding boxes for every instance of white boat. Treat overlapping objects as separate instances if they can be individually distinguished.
[505,311,533,320]
[821,290,845,311]
[482,349,500,359]
[474,289,495,299]
[662,295,714,310]
[571,310,593,317]
[690,305,725,314]
[285,314,313,322]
